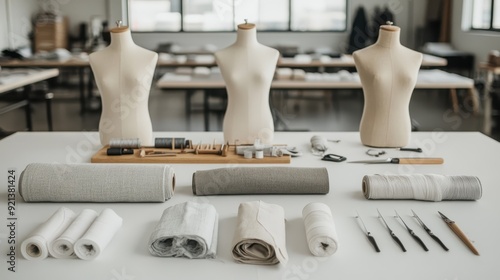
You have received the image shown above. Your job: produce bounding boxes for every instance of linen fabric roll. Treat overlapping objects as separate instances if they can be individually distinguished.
[362,174,482,201]
[232,201,288,265]
[19,163,175,202]
[149,201,218,259]
[21,207,76,260]
[302,202,339,257]
[49,209,98,259]
[192,167,329,195]
[74,208,123,260]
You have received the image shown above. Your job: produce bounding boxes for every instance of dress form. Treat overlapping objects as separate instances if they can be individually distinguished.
[353,24,422,147]
[89,23,157,146]
[215,22,279,145]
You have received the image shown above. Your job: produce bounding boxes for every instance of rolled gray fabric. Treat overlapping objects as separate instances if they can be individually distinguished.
[149,201,218,259]
[19,163,175,202]
[192,167,329,195]
[232,201,288,265]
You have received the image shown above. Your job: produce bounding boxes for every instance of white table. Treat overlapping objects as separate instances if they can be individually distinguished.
[0,131,499,280]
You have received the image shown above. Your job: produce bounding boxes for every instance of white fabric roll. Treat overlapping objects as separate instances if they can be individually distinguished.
[21,207,76,260]
[19,163,175,202]
[232,201,288,265]
[302,202,339,257]
[49,209,98,259]
[74,209,122,260]
[149,201,218,259]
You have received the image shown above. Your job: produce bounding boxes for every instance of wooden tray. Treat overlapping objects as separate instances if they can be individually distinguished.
[91,145,291,164]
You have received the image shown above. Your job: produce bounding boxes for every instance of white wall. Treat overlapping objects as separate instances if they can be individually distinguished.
[56,0,108,36]
[2,0,38,50]
[451,0,500,69]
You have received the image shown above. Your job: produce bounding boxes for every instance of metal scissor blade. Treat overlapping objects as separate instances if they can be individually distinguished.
[347,158,393,164]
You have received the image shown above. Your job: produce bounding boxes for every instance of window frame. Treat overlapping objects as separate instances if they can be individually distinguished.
[127,0,348,33]
[470,0,500,32]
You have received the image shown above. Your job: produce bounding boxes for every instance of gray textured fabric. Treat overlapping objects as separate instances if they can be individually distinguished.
[149,201,218,259]
[19,163,175,202]
[232,201,288,265]
[192,167,329,195]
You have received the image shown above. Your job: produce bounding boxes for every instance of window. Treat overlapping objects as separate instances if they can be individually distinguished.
[471,0,500,30]
[128,0,347,32]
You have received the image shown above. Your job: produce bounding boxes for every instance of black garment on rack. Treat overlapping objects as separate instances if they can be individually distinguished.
[371,6,395,42]
[347,6,369,54]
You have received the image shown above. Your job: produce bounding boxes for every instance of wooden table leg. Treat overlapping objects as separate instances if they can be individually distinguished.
[450,88,459,113]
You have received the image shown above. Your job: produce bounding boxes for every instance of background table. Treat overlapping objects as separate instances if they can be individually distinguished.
[0,131,499,280]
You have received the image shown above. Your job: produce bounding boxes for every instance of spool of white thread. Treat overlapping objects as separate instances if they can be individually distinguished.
[302,202,339,257]
[310,135,328,153]
[244,150,253,159]
[255,150,264,159]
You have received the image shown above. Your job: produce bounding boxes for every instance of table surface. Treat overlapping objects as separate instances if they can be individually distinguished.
[157,69,474,90]
[0,53,447,68]
[0,131,499,280]
[0,69,59,93]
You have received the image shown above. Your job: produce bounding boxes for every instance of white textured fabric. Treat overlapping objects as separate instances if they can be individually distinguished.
[74,209,123,260]
[232,201,288,265]
[19,163,175,202]
[302,202,339,257]
[49,209,98,259]
[21,207,76,260]
[149,201,218,259]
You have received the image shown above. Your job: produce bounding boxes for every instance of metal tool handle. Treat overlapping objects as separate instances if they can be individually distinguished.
[411,234,429,251]
[397,158,444,164]
[367,235,381,253]
[391,233,406,252]
[429,233,449,251]
[400,147,423,152]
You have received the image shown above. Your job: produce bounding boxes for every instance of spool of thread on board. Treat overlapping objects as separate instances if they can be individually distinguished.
[362,174,482,201]
[109,138,141,149]
[155,138,186,149]
[255,150,264,159]
[244,150,253,159]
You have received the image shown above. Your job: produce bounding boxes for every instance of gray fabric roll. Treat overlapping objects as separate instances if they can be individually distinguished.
[192,167,329,195]
[19,163,175,202]
[149,201,218,259]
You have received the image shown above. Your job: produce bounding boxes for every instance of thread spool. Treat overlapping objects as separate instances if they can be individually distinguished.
[155,138,186,149]
[362,174,482,201]
[255,150,264,159]
[244,150,253,159]
[310,135,328,154]
[109,138,141,149]
[302,202,339,257]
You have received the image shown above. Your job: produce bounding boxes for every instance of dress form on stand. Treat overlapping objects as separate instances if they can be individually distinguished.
[353,22,422,148]
[89,20,157,146]
[215,21,279,145]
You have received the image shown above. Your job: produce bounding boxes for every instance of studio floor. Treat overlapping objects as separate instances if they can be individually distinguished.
[0,81,498,142]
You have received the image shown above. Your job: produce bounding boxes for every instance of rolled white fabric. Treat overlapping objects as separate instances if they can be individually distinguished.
[21,207,76,260]
[232,201,288,265]
[149,201,218,259]
[19,163,175,202]
[362,174,482,201]
[302,202,339,257]
[49,209,98,259]
[74,209,122,260]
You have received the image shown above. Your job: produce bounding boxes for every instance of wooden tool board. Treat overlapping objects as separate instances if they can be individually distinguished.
[91,145,291,164]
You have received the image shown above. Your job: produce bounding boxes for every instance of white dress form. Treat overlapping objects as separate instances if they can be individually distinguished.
[89,25,157,146]
[353,25,422,147]
[215,23,279,145]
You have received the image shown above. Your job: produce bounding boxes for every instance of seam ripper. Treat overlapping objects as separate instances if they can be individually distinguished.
[438,211,479,255]
[412,210,448,251]
[395,210,428,251]
[355,211,380,252]
[377,209,406,252]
